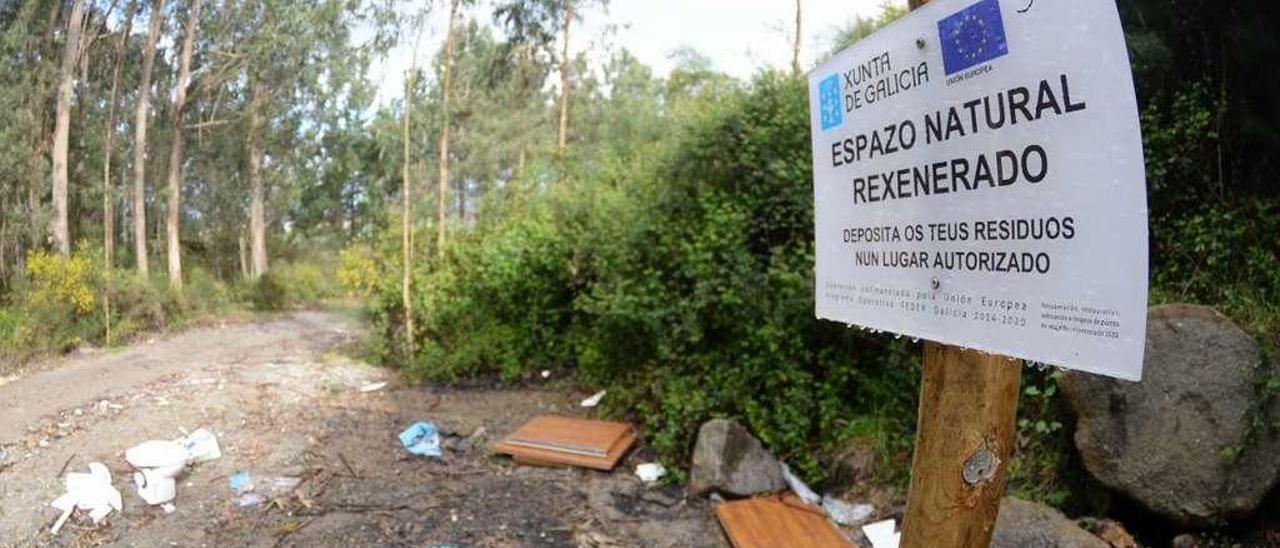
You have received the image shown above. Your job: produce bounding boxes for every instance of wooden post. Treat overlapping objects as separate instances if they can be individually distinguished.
[897,7,1021,547]
[901,342,1021,547]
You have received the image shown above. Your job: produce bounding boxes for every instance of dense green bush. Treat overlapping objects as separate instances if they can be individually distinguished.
[272,261,342,304]
[372,73,923,481]
[248,272,289,312]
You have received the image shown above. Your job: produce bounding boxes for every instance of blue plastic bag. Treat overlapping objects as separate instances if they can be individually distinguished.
[398,422,443,457]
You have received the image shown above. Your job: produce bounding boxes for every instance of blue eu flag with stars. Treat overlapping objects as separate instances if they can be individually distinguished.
[938,0,1009,76]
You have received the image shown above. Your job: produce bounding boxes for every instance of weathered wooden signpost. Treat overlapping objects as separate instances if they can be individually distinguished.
[806,0,1148,545]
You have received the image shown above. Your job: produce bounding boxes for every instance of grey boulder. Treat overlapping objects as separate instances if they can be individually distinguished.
[1062,304,1278,525]
[990,497,1107,548]
[689,419,785,497]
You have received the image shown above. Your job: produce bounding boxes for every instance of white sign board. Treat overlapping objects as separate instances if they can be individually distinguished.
[809,0,1148,380]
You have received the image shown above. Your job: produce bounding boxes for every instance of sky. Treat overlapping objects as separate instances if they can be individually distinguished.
[369,0,900,106]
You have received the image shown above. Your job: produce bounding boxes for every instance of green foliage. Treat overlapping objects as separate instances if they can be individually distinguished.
[337,245,382,299]
[1008,369,1072,507]
[372,72,922,482]
[108,272,170,340]
[185,267,235,317]
[248,272,289,312]
[0,307,22,361]
[828,1,908,56]
[272,261,341,305]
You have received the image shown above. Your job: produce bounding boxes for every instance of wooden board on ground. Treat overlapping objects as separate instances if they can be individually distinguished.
[715,494,853,548]
[493,415,636,471]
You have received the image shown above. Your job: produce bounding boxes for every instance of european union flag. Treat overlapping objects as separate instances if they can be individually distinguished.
[938,0,1009,76]
[818,74,843,131]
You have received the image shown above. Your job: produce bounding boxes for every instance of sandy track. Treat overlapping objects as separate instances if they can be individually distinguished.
[0,311,720,548]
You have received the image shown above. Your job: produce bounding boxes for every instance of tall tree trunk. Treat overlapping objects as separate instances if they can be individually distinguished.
[51,0,88,256]
[133,0,165,276]
[238,228,248,279]
[401,70,415,357]
[247,77,268,280]
[556,0,572,178]
[792,0,802,76]
[27,184,40,250]
[165,0,201,291]
[103,0,137,345]
[437,0,460,257]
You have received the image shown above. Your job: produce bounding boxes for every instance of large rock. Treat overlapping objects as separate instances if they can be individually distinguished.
[1062,304,1278,525]
[990,498,1108,548]
[688,419,785,497]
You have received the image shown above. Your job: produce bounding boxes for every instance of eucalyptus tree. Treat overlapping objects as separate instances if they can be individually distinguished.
[195,0,381,279]
[164,0,201,290]
[0,1,60,281]
[493,0,607,180]
[435,0,462,254]
[132,0,165,275]
[50,0,88,255]
[102,0,137,342]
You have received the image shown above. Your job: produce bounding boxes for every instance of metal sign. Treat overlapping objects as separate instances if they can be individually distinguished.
[809,0,1148,380]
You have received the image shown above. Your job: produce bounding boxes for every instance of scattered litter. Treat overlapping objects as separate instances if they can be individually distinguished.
[456,426,488,452]
[178,428,221,463]
[125,440,189,505]
[822,495,874,527]
[229,471,253,492]
[266,476,303,495]
[234,492,266,508]
[715,494,852,548]
[399,422,443,458]
[493,415,636,471]
[162,503,176,514]
[635,462,667,483]
[49,462,122,535]
[229,471,265,507]
[861,519,900,548]
[781,463,821,505]
[781,462,876,527]
[540,370,551,379]
[359,381,388,393]
[579,390,607,408]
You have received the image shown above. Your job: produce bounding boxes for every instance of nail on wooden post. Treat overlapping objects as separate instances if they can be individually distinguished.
[901,342,1021,547]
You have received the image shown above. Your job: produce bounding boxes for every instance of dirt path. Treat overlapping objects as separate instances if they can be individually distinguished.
[0,311,720,547]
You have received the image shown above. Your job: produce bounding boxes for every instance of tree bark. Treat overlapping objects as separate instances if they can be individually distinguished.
[238,228,248,279]
[792,0,802,76]
[165,0,201,291]
[247,77,268,280]
[556,0,572,177]
[104,0,137,345]
[401,69,415,357]
[51,0,88,255]
[133,0,166,276]
[437,0,460,257]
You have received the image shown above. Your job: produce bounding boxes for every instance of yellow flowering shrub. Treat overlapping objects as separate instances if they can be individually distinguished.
[25,250,98,315]
[337,245,380,299]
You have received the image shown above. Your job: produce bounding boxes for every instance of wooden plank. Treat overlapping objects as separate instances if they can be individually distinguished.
[900,342,1021,547]
[715,494,852,548]
[502,415,632,456]
[493,416,636,471]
